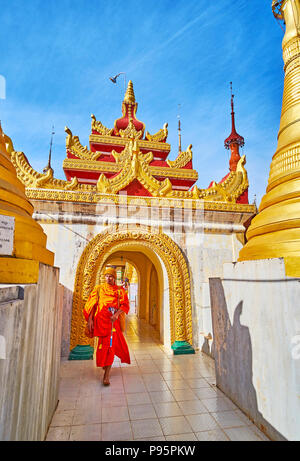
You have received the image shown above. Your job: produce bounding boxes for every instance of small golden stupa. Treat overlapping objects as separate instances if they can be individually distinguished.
[0,123,54,283]
[239,0,300,276]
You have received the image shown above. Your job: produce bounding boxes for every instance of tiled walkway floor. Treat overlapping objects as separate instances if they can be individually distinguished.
[46,316,269,441]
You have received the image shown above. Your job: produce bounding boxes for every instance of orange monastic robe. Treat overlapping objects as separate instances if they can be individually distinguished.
[83,283,131,367]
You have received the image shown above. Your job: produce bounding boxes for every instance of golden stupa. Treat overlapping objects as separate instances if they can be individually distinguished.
[239,0,300,276]
[0,124,54,282]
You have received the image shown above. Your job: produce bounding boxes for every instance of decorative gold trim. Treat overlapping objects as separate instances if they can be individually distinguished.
[70,225,193,349]
[145,123,168,142]
[63,157,198,180]
[91,114,114,136]
[13,141,248,203]
[65,127,103,161]
[10,150,94,191]
[27,188,255,213]
[167,144,193,169]
[267,144,300,189]
[89,134,171,152]
[63,158,120,173]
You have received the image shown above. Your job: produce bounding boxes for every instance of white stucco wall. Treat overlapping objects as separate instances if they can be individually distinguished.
[0,264,63,440]
[210,258,300,441]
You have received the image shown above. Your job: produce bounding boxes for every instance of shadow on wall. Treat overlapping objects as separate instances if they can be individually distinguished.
[209,278,286,441]
[60,285,74,360]
[201,333,214,358]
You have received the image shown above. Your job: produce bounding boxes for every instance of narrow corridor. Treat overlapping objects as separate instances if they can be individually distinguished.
[46,315,269,441]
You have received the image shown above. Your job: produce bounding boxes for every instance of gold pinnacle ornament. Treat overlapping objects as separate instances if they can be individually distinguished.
[239,0,300,276]
[123,80,136,104]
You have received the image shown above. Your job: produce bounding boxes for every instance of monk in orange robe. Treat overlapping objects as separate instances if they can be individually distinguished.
[83,267,130,385]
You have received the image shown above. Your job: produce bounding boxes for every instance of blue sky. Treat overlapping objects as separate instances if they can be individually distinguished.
[0,0,284,204]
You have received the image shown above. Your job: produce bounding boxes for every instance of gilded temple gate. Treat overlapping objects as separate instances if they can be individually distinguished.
[4,79,256,356]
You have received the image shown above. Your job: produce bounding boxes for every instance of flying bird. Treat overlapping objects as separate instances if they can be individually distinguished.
[109,73,124,84]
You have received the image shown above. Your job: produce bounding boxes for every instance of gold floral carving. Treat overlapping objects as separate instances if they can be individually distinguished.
[174,155,248,202]
[145,123,168,142]
[70,225,193,350]
[118,120,144,140]
[10,149,91,191]
[96,173,112,193]
[65,127,103,161]
[65,176,79,190]
[167,144,193,169]
[91,114,114,136]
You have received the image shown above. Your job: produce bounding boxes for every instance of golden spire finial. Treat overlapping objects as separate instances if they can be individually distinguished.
[124,80,136,104]
[43,125,55,174]
[177,104,182,154]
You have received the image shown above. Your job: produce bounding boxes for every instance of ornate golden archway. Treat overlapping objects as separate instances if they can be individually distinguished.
[70,225,193,351]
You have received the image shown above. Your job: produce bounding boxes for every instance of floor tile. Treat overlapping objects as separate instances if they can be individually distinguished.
[177,400,208,415]
[50,410,74,427]
[165,433,197,441]
[193,387,217,399]
[196,429,229,441]
[56,397,78,411]
[131,418,163,439]
[160,371,183,380]
[72,407,102,425]
[186,378,211,389]
[171,389,198,401]
[224,426,265,442]
[102,406,129,423]
[145,380,169,391]
[149,390,175,403]
[201,397,235,413]
[101,393,127,407]
[121,367,140,375]
[45,426,71,441]
[135,436,166,441]
[186,413,220,432]
[101,421,133,441]
[153,402,183,418]
[124,383,147,393]
[211,411,246,429]
[126,392,152,405]
[142,373,163,382]
[129,404,157,420]
[159,416,193,436]
[69,424,101,441]
[165,379,190,390]
[134,354,152,360]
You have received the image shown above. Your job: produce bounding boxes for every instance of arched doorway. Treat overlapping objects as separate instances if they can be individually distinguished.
[70,225,194,355]
[102,251,161,337]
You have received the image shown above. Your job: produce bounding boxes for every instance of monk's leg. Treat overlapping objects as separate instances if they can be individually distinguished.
[103,365,112,386]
